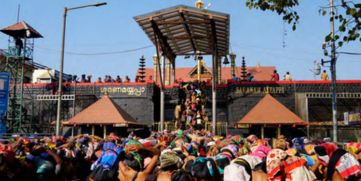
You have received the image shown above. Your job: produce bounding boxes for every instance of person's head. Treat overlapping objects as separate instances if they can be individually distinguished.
[191,157,220,181]
[221,144,238,158]
[274,135,288,150]
[323,70,326,73]
[125,152,143,171]
[274,70,277,73]
[314,143,338,166]
[160,151,182,171]
[171,169,192,181]
[286,72,290,74]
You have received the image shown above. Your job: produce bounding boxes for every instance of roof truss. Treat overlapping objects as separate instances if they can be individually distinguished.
[134,5,230,57]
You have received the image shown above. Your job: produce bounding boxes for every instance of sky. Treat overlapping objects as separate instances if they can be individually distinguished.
[0,0,360,81]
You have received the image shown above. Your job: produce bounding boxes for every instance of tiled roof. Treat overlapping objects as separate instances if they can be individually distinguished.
[67,95,139,126]
[142,66,276,82]
[1,21,43,38]
[237,94,307,125]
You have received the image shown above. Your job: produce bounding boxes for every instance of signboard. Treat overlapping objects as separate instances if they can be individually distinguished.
[100,86,146,97]
[344,110,361,125]
[0,72,10,134]
[234,86,286,97]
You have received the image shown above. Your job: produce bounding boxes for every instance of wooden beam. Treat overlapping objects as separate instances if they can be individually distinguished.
[169,34,208,40]
[180,12,197,54]
[151,20,176,61]
[210,19,217,54]
[156,20,210,25]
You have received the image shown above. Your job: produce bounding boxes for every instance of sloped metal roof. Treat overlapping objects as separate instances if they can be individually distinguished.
[238,94,308,125]
[1,21,43,38]
[67,95,141,126]
[134,5,230,57]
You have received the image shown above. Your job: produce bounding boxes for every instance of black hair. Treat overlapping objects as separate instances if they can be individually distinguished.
[161,164,179,172]
[314,145,327,156]
[171,169,192,181]
[184,160,194,174]
[125,153,143,171]
[326,149,346,180]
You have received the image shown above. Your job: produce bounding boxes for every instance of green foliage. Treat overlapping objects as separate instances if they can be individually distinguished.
[245,0,300,31]
[334,1,361,44]
[245,0,361,47]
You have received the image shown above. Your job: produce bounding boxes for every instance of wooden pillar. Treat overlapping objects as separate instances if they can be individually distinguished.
[172,60,176,84]
[153,55,158,83]
[230,53,236,76]
[103,125,107,138]
[91,125,95,135]
[71,127,74,137]
[166,58,171,85]
[162,56,166,85]
[197,56,201,81]
[261,126,264,139]
[79,127,82,134]
[211,54,217,134]
[154,37,164,132]
[218,56,222,84]
[277,125,281,137]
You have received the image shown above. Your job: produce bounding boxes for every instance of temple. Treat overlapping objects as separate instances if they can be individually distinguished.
[0,4,360,141]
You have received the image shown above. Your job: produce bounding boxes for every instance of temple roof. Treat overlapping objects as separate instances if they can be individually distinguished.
[134,5,230,58]
[237,94,307,125]
[142,66,276,82]
[66,95,140,126]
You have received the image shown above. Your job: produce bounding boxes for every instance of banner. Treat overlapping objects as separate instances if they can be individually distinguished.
[345,110,361,125]
[0,72,10,134]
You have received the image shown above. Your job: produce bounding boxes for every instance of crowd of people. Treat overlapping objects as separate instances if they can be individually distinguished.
[69,74,137,84]
[0,128,360,181]
[175,81,209,130]
[70,68,330,85]
[95,75,131,84]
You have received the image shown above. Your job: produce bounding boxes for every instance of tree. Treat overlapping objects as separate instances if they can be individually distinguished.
[245,0,361,46]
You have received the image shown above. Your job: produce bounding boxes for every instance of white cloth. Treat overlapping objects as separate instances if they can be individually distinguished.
[223,155,262,181]
[237,155,262,169]
[288,165,316,181]
[336,153,361,179]
[224,163,250,181]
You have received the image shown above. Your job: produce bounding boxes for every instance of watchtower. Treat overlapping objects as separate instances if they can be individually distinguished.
[0,21,43,133]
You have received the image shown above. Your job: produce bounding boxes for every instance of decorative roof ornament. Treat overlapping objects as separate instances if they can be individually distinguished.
[256,62,261,72]
[195,0,204,9]
[241,56,248,81]
[137,55,146,82]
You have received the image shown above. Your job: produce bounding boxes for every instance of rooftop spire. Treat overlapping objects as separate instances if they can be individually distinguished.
[195,0,204,9]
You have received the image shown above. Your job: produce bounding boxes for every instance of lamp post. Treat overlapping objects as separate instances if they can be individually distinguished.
[329,0,337,142]
[56,2,107,136]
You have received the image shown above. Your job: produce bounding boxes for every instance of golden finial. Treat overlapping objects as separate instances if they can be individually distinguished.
[196,0,204,9]
[256,62,261,72]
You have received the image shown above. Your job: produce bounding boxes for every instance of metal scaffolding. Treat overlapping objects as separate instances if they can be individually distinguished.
[0,21,43,133]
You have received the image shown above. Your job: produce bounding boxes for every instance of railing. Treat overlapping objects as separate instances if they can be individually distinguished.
[5,46,33,59]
